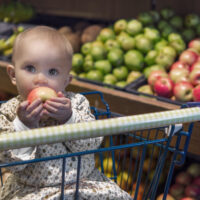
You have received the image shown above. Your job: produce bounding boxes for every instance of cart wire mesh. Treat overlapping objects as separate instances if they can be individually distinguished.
[0,91,200,200]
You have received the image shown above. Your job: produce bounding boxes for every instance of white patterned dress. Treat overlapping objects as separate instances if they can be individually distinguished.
[0,92,132,200]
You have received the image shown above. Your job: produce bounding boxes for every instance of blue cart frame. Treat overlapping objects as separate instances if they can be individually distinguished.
[0,91,198,200]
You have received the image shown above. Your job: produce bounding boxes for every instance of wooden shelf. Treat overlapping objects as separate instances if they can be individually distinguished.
[0,60,199,156]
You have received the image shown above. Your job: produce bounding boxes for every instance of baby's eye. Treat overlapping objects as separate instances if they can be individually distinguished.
[25,65,36,73]
[49,68,59,76]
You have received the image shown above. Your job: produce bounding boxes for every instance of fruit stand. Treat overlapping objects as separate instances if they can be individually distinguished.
[0,0,200,199]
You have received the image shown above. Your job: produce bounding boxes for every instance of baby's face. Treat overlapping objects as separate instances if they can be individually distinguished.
[13,37,72,100]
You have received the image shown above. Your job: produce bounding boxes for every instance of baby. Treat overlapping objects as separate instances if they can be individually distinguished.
[0,26,132,200]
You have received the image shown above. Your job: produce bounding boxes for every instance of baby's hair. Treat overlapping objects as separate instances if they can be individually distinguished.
[12,26,73,65]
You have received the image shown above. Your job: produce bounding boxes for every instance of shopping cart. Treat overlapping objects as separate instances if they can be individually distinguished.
[0,91,200,200]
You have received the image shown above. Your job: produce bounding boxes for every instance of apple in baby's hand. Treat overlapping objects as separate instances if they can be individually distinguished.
[193,85,200,101]
[27,87,57,103]
[154,77,174,98]
[173,81,194,102]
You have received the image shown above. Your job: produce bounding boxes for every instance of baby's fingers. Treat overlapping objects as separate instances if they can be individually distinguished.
[26,99,43,113]
[27,104,43,119]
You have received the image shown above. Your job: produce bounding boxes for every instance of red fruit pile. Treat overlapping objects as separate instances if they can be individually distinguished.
[168,163,200,200]
[148,38,200,102]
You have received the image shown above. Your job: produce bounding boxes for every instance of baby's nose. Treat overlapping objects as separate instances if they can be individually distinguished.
[34,73,48,85]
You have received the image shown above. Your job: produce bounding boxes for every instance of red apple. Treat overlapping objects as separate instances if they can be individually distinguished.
[154,77,174,98]
[173,81,194,102]
[193,176,200,186]
[170,61,190,72]
[184,184,200,198]
[179,50,198,66]
[175,172,192,186]
[169,184,185,198]
[156,193,175,200]
[193,85,200,101]
[27,87,57,103]
[191,61,200,71]
[169,68,190,83]
[189,69,200,86]
[188,38,200,54]
[148,70,168,88]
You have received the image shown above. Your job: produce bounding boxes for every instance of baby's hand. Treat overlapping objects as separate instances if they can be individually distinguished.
[42,92,72,124]
[17,99,43,128]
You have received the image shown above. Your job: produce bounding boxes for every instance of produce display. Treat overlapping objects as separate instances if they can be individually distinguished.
[145,39,200,102]
[0,1,35,23]
[167,163,200,200]
[0,26,24,58]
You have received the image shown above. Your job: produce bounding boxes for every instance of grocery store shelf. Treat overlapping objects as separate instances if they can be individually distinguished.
[0,60,199,156]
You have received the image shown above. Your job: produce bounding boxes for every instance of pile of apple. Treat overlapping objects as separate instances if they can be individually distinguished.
[168,163,200,200]
[147,38,200,102]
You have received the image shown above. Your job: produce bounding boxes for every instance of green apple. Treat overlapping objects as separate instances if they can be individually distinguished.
[94,60,112,74]
[98,28,115,42]
[70,70,77,77]
[126,19,143,36]
[83,59,94,72]
[124,50,144,71]
[90,45,106,61]
[196,24,200,36]
[104,39,120,51]
[144,50,158,65]
[144,28,161,43]
[72,53,84,73]
[185,14,200,28]
[113,66,128,81]
[160,8,175,20]
[78,72,87,79]
[155,52,175,70]
[159,46,177,58]
[170,39,186,54]
[149,10,160,23]
[107,48,124,67]
[115,81,127,88]
[137,85,154,95]
[81,42,92,55]
[120,36,135,51]
[135,36,153,53]
[114,19,127,34]
[169,15,183,30]
[182,28,196,42]
[103,74,117,85]
[86,70,103,82]
[161,25,176,39]
[126,71,142,84]
[137,12,154,26]
[154,39,168,51]
[143,64,165,78]
[158,20,169,31]
[116,31,129,44]
[168,33,182,42]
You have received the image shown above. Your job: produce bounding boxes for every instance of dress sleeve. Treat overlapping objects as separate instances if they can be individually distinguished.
[0,100,36,172]
[64,94,103,152]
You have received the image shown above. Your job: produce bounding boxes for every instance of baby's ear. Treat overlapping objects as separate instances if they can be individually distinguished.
[7,64,16,85]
